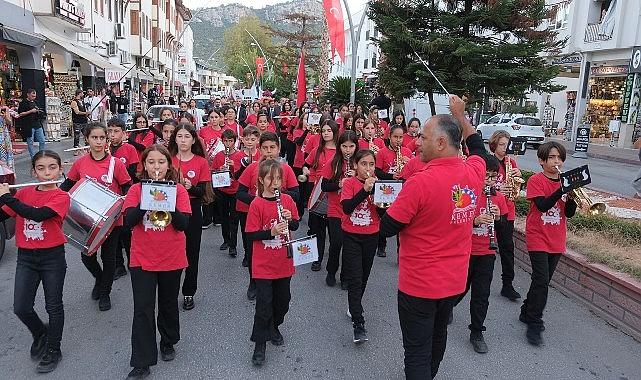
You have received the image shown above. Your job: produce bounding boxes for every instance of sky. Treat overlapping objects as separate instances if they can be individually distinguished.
[183,0,368,14]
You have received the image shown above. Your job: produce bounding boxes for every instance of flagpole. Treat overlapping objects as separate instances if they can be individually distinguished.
[341,0,368,105]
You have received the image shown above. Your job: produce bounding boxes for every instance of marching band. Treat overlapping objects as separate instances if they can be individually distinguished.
[1,95,584,379]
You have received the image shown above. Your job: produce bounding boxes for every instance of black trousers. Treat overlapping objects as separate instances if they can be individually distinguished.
[182,198,203,297]
[238,211,250,259]
[130,267,182,368]
[398,290,456,380]
[72,123,86,147]
[215,189,238,250]
[454,254,496,333]
[81,227,120,297]
[115,226,131,269]
[285,139,296,167]
[13,246,66,351]
[495,219,515,286]
[376,208,387,250]
[342,232,378,324]
[521,251,561,328]
[251,277,292,343]
[279,132,289,159]
[326,217,343,279]
[308,212,327,262]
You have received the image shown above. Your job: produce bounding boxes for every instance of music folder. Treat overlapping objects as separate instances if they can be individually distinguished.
[560,165,591,193]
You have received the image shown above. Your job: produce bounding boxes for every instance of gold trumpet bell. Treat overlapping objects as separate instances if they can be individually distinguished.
[570,188,607,216]
[149,210,172,228]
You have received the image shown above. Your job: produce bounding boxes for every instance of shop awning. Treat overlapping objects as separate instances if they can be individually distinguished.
[134,69,153,81]
[0,24,45,47]
[153,73,168,83]
[44,31,123,72]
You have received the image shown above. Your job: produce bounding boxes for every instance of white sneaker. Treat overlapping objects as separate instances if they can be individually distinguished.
[347,308,352,319]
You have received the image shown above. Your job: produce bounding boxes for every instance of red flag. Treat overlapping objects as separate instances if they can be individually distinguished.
[296,49,307,108]
[255,57,265,77]
[323,0,346,62]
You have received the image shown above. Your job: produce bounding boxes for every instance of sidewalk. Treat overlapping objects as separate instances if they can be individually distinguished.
[548,136,640,165]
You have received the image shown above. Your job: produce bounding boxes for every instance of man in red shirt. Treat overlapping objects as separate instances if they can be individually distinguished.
[380,95,486,379]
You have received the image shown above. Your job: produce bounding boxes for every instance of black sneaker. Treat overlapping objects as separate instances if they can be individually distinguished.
[219,242,229,250]
[353,323,368,344]
[36,348,61,373]
[113,266,128,280]
[311,261,321,272]
[500,285,521,301]
[91,280,100,301]
[247,283,257,301]
[447,309,453,325]
[469,332,488,354]
[271,327,284,346]
[229,247,237,257]
[183,296,194,310]
[127,366,150,379]
[526,326,543,346]
[160,344,175,361]
[252,342,266,366]
[519,313,545,331]
[242,256,249,267]
[325,273,336,287]
[376,248,387,258]
[30,328,47,360]
[98,295,111,311]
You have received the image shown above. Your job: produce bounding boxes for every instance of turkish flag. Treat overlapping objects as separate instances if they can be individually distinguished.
[255,57,265,77]
[296,49,306,108]
[323,0,346,62]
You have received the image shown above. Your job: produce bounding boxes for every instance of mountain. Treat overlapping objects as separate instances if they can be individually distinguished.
[190,0,323,72]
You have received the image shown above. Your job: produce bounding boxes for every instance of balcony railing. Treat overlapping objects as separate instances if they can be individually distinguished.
[584,23,613,43]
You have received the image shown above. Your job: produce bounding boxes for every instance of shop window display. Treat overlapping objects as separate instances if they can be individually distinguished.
[587,76,625,140]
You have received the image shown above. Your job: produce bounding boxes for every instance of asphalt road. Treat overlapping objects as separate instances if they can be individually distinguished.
[1,140,640,379]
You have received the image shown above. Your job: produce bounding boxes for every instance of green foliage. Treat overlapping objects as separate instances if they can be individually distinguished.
[321,77,368,108]
[569,214,641,245]
[222,16,273,83]
[368,0,566,108]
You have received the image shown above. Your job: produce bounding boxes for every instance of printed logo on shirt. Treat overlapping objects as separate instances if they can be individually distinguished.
[262,219,284,249]
[451,184,477,224]
[187,170,196,179]
[350,200,373,226]
[100,174,110,183]
[541,206,561,225]
[23,220,46,241]
[119,157,127,164]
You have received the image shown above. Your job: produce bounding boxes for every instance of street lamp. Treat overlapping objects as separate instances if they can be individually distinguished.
[341,2,369,105]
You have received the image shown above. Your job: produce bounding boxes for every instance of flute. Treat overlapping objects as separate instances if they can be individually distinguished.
[8,180,64,189]
[63,146,90,152]
[125,127,150,132]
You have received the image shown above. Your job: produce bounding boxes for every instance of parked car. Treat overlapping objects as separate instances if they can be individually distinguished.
[192,95,211,110]
[476,114,545,146]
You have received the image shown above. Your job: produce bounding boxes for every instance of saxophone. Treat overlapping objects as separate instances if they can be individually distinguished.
[395,147,405,174]
[368,137,378,155]
[504,156,525,201]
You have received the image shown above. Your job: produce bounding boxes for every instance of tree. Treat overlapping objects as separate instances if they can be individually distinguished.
[368,0,565,115]
[321,76,368,109]
[221,16,273,82]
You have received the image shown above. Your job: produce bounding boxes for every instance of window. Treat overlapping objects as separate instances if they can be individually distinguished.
[486,115,500,124]
[364,58,368,69]
[515,117,542,126]
[365,30,370,40]
[130,10,139,35]
[373,27,377,38]
[549,2,570,30]
[372,53,377,68]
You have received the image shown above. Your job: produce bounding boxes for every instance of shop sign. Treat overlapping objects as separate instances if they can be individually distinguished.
[589,65,629,76]
[105,69,126,84]
[629,47,641,74]
[55,0,86,27]
[574,124,590,155]
[552,54,582,65]
[620,74,635,123]
[622,73,641,124]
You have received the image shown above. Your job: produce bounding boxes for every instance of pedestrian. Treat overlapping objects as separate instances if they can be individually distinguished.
[188,99,204,130]
[107,118,140,279]
[0,150,70,373]
[160,118,178,148]
[520,141,577,346]
[17,89,46,157]
[452,153,507,354]
[340,149,380,344]
[235,126,261,267]
[357,120,384,153]
[633,136,641,198]
[320,130,358,288]
[70,89,90,153]
[245,101,262,126]
[368,87,391,123]
[237,132,299,300]
[123,145,191,379]
[368,105,390,140]
[246,158,300,366]
[60,123,132,311]
[169,123,211,311]
[127,113,156,167]
[379,95,486,379]
[223,107,243,146]
[0,106,15,170]
[199,109,224,162]
[211,128,240,257]
[112,86,129,125]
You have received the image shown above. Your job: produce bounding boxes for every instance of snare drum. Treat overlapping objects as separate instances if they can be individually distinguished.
[307,179,328,216]
[63,177,124,256]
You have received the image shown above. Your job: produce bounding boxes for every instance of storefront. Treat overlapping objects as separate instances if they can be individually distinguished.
[585,64,628,141]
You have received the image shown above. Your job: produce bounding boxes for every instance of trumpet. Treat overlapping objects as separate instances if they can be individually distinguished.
[148,171,172,228]
[483,185,498,250]
[554,166,607,216]
[8,180,64,189]
[274,189,293,258]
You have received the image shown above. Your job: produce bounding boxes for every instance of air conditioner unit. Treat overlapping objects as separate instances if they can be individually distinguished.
[107,41,117,57]
[115,23,126,39]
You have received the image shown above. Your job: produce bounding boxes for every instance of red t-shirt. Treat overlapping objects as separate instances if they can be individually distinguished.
[304,146,336,183]
[211,149,240,194]
[172,155,211,199]
[373,120,389,139]
[257,124,277,135]
[123,183,192,271]
[237,160,298,213]
[223,122,244,140]
[471,191,508,255]
[287,118,299,141]
[292,129,306,168]
[278,112,292,133]
[386,155,485,299]
[340,177,380,234]
[399,156,428,180]
[67,154,131,226]
[199,126,223,148]
[245,113,258,126]
[525,173,567,254]
[2,187,69,249]
[496,156,518,221]
[376,146,412,174]
[133,131,155,171]
[406,138,420,155]
[402,134,415,149]
[246,195,300,279]
[306,133,320,154]
[111,142,140,167]
[320,161,349,218]
[358,138,385,151]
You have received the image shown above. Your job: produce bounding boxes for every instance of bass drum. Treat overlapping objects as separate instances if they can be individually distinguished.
[63,177,124,256]
[307,179,328,217]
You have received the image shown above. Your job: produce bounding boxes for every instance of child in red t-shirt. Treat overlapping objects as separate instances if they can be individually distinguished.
[0,151,69,373]
[169,123,211,311]
[521,142,577,346]
[123,145,191,379]
[246,159,300,366]
[357,121,385,154]
[233,126,260,266]
[340,149,380,344]
[452,154,507,354]
[61,123,132,312]
[320,130,358,288]
[160,119,178,149]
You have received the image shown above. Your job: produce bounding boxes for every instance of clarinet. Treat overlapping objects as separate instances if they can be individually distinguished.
[274,189,293,258]
[484,185,498,250]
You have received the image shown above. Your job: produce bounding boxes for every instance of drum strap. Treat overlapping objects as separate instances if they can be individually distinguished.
[105,156,115,185]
